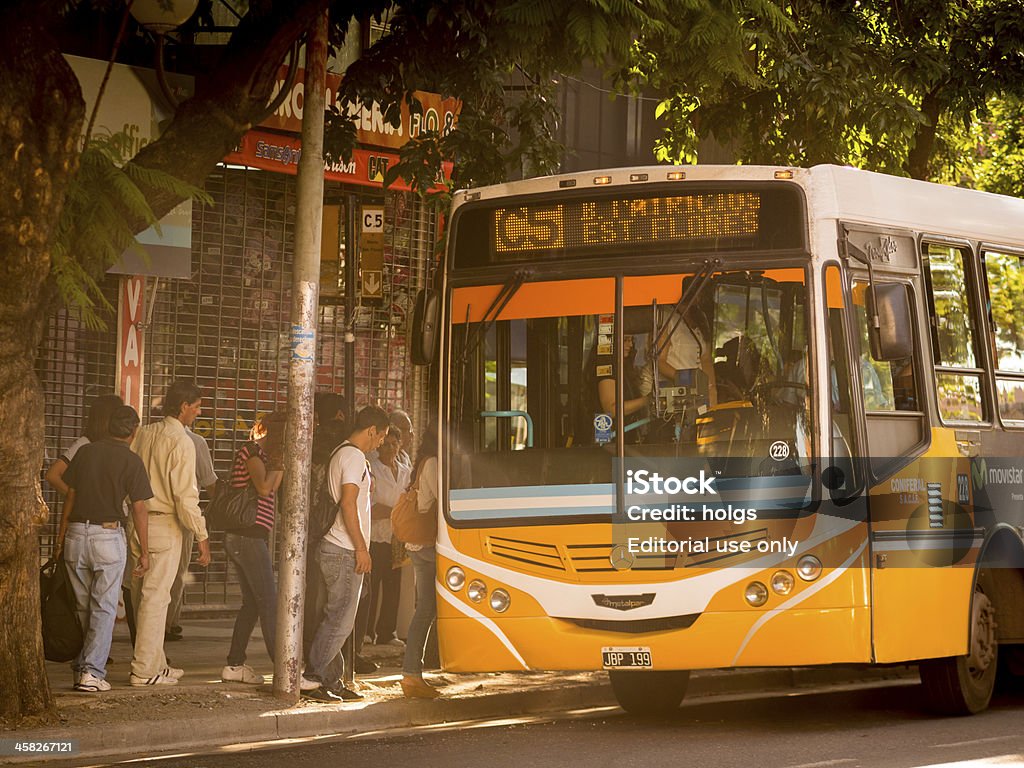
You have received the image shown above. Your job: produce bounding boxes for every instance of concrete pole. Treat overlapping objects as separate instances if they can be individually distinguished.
[274,9,328,701]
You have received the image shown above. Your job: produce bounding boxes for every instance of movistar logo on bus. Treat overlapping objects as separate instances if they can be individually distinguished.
[625,469,717,496]
[986,465,1024,486]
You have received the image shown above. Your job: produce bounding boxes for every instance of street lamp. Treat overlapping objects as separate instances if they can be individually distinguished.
[128,0,199,107]
[128,0,200,34]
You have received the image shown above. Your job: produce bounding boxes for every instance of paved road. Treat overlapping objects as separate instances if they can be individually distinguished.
[107,682,1024,768]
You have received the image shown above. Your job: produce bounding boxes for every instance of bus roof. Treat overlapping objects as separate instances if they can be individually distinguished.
[452,164,1024,252]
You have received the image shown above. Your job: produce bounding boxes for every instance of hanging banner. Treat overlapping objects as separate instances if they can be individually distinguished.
[261,69,461,150]
[116,276,146,413]
[225,129,452,192]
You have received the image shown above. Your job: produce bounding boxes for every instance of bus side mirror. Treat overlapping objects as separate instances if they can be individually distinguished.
[868,283,913,361]
[411,289,440,366]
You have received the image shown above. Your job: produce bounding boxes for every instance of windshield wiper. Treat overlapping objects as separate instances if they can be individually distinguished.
[653,258,720,362]
[455,267,532,426]
[456,267,532,367]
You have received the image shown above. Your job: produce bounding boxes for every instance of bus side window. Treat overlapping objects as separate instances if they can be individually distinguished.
[852,278,927,474]
[923,242,985,423]
[983,249,1024,422]
[852,282,916,412]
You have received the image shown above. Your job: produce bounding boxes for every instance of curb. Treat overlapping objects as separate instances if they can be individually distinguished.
[1,665,919,765]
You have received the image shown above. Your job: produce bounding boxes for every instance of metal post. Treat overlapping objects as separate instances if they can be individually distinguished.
[341,193,358,686]
[273,9,328,701]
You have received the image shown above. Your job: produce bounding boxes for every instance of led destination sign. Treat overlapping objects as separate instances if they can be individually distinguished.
[495,193,761,254]
[451,185,805,268]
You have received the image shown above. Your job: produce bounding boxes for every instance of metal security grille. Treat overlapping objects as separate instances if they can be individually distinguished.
[34,165,439,609]
[148,169,438,609]
[145,167,296,609]
[36,287,120,561]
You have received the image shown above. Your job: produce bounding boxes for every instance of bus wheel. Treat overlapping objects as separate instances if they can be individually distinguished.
[919,587,998,715]
[609,670,689,715]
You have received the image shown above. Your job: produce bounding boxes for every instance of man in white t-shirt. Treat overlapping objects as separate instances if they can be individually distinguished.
[301,405,389,701]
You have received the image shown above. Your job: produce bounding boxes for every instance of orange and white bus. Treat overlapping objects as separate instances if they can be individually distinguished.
[413,165,1024,715]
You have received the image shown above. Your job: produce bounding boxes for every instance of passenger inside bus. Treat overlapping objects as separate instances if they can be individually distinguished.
[593,334,651,442]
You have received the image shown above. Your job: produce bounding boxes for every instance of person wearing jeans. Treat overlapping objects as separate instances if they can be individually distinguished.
[401,426,441,699]
[57,405,152,692]
[64,525,129,688]
[301,406,388,702]
[221,414,284,684]
[304,540,362,693]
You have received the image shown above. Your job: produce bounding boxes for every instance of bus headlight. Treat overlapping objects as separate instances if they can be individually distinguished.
[445,566,466,591]
[744,581,769,607]
[796,555,822,582]
[771,570,795,595]
[490,589,511,613]
[467,579,488,603]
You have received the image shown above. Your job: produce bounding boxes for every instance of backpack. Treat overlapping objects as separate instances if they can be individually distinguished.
[308,442,361,544]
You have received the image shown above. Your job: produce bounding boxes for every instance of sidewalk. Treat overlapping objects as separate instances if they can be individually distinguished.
[2,619,918,765]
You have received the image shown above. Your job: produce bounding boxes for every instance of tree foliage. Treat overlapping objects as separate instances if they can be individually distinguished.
[644,0,1024,183]
[52,132,210,328]
[322,0,785,190]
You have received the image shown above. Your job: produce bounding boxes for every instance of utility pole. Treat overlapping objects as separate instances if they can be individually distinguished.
[274,9,328,702]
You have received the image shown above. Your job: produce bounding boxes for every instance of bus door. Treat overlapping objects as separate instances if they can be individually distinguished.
[843,225,973,663]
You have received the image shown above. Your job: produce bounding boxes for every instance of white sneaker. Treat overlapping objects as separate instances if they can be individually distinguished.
[384,637,406,647]
[299,675,322,691]
[165,666,185,680]
[222,664,263,684]
[130,671,178,686]
[74,672,111,692]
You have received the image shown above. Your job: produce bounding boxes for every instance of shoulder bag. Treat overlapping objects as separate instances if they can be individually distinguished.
[39,556,84,662]
[390,468,438,547]
[206,443,260,530]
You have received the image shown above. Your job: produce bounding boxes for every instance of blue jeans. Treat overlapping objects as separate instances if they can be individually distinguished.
[403,546,437,675]
[306,540,363,684]
[63,523,126,679]
[224,532,277,666]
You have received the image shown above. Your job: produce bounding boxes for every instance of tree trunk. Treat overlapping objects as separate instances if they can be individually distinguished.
[906,88,944,181]
[0,3,85,727]
[0,0,330,725]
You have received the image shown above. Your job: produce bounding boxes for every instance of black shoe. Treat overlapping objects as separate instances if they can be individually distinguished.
[302,685,343,702]
[354,655,378,675]
[164,631,183,642]
[327,684,363,701]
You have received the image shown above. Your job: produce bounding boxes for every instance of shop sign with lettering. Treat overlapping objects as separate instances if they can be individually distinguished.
[225,129,452,192]
[260,67,461,150]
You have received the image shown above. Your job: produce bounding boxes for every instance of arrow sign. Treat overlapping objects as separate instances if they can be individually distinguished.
[362,269,383,298]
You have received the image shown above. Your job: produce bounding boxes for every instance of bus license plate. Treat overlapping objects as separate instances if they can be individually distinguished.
[602,647,652,669]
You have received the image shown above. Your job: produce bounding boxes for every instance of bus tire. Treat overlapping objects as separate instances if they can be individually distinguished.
[609,670,689,715]
[919,587,998,715]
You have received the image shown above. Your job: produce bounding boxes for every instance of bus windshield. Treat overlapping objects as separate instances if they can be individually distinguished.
[447,268,813,520]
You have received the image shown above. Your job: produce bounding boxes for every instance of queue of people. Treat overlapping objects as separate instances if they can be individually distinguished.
[47,381,441,700]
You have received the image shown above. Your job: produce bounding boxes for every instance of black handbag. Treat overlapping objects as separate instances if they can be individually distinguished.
[39,557,84,662]
[206,479,259,530]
